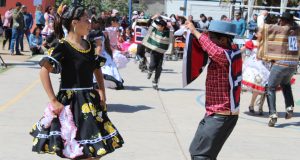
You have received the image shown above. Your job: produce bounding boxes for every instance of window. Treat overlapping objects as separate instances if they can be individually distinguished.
[0,0,6,7]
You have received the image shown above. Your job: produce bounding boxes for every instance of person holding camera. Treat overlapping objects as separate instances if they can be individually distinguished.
[10,2,24,55]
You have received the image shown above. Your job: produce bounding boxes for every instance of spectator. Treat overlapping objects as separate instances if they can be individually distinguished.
[100,12,106,19]
[188,15,198,28]
[247,14,258,39]
[198,14,209,29]
[207,16,213,22]
[111,9,119,17]
[90,6,97,18]
[0,14,3,36]
[232,11,246,37]
[10,2,24,55]
[2,8,13,50]
[121,15,129,31]
[170,14,179,31]
[20,5,33,52]
[139,11,146,19]
[132,11,139,22]
[42,5,55,37]
[257,10,268,28]
[35,5,45,30]
[105,16,120,49]
[178,16,187,28]
[220,15,229,21]
[29,27,44,55]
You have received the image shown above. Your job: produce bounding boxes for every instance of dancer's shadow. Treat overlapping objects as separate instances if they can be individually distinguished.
[160,88,204,92]
[162,69,178,74]
[124,85,151,91]
[277,112,300,118]
[107,104,153,113]
[6,59,40,67]
[244,111,300,118]
[6,62,37,66]
[243,111,269,118]
[275,122,300,128]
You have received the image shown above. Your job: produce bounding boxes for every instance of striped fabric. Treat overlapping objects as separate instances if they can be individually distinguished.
[224,50,243,111]
[257,24,300,61]
[142,26,170,54]
[134,26,148,44]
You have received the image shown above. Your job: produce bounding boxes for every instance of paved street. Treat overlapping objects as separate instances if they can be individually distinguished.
[0,54,300,160]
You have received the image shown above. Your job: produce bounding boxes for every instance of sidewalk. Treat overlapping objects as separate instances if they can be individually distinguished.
[0,38,32,68]
[0,57,299,160]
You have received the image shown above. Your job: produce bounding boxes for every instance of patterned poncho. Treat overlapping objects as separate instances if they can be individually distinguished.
[142,26,170,54]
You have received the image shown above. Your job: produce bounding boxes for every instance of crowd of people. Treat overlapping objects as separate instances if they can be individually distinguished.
[1,1,298,160]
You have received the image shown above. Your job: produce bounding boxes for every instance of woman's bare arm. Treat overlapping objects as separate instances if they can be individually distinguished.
[94,69,106,106]
[40,66,63,114]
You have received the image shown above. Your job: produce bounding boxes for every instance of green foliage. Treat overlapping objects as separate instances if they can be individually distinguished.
[55,0,148,15]
[101,0,129,15]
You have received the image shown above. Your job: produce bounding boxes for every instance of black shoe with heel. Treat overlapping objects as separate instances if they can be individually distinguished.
[248,106,255,113]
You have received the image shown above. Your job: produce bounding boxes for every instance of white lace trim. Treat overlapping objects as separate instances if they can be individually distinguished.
[37,131,62,138]
[35,128,118,145]
[78,131,118,144]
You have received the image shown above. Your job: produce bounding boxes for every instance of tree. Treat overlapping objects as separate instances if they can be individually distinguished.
[56,0,148,15]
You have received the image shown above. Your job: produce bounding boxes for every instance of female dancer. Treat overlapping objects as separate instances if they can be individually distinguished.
[30,5,123,159]
[242,37,270,115]
[89,30,125,90]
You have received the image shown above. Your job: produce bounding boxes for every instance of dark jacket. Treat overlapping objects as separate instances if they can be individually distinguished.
[12,8,24,29]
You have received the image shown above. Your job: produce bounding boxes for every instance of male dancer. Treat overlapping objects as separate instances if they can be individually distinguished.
[143,14,170,89]
[185,20,242,160]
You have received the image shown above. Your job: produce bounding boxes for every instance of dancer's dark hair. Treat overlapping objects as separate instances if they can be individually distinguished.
[54,5,85,39]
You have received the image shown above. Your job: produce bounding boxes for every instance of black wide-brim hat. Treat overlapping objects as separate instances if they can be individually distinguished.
[280,12,293,20]
[154,19,167,27]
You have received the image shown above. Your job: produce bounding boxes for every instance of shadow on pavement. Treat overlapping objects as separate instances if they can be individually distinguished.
[275,122,300,128]
[108,104,153,113]
[244,111,300,118]
[162,69,178,74]
[160,88,204,92]
[244,111,269,118]
[124,85,151,91]
[6,60,39,67]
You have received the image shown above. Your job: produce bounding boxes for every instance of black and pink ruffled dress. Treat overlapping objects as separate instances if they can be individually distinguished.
[30,39,123,159]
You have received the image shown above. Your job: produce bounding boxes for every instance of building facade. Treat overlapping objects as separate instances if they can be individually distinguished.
[0,0,55,17]
[143,0,165,15]
[165,0,231,20]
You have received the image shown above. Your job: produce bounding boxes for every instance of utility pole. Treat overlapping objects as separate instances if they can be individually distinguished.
[128,0,132,24]
[184,0,187,16]
[73,0,78,6]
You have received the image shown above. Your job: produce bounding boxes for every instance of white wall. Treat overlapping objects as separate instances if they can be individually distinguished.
[144,0,165,15]
[165,0,231,20]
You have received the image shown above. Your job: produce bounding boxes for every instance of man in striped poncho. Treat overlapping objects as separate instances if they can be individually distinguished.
[142,14,170,89]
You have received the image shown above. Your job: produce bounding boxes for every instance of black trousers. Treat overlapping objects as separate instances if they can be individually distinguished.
[149,50,164,83]
[3,27,12,50]
[30,47,44,55]
[36,24,44,30]
[137,44,147,70]
[189,114,238,160]
[137,44,146,61]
